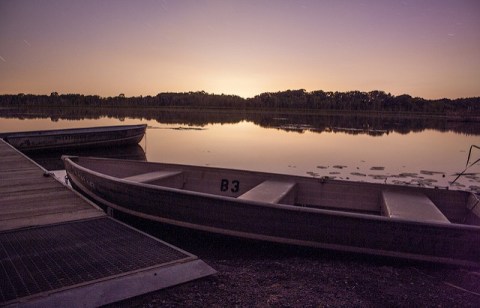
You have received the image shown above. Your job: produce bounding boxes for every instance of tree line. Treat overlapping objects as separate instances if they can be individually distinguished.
[0,89,479,115]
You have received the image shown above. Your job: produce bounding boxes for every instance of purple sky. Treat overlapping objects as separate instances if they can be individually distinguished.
[1,0,479,98]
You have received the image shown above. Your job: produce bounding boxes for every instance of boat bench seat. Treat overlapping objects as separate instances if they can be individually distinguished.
[381,190,450,223]
[238,180,296,204]
[123,170,183,183]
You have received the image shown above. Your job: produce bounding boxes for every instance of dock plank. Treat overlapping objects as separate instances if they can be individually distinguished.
[1,192,86,212]
[0,209,104,232]
[0,181,64,194]
[0,186,68,200]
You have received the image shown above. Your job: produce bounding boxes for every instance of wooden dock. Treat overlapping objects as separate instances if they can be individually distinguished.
[0,139,216,307]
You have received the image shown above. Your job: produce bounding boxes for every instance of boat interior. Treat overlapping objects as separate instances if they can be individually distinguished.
[73,157,480,226]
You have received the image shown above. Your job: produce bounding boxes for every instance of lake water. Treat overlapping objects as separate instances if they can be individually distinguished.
[0,114,479,193]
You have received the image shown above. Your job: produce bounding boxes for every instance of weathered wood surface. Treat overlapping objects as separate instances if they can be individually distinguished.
[0,139,216,307]
[0,139,104,231]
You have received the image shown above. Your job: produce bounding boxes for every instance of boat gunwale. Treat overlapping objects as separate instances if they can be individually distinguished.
[63,156,480,231]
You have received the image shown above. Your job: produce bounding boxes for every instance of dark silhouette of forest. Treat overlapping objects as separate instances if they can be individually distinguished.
[1,89,479,117]
[1,90,480,136]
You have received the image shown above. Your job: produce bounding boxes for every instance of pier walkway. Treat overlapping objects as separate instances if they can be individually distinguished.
[0,139,215,307]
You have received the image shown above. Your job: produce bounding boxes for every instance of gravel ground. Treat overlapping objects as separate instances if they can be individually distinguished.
[107,219,480,308]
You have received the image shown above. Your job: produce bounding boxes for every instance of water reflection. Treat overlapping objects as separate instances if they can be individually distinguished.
[1,107,480,136]
[1,114,479,193]
[145,121,479,193]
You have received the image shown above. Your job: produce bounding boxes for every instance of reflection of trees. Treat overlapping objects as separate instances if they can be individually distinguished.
[1,106,480,136]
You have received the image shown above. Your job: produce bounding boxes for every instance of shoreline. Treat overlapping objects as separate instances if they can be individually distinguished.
[2,104,480,119]
[108,219,480,307]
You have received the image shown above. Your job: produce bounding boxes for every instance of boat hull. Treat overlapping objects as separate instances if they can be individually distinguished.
[64,157,480,267]
[0,124,146,151]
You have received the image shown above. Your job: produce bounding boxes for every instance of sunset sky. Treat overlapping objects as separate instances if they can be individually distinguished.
[1,0,479,99]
